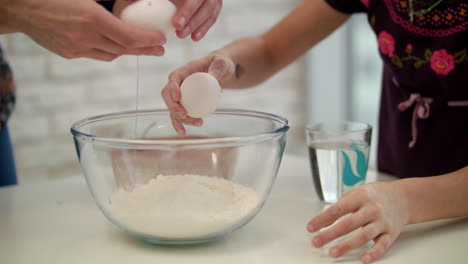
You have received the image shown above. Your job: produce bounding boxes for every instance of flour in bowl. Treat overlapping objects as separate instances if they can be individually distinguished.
[107,174,260,238]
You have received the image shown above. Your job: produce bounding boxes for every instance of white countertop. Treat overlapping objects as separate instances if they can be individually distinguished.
[1,153,467,264]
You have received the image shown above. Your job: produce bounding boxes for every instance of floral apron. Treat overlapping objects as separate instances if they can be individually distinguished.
[325,0,467,178]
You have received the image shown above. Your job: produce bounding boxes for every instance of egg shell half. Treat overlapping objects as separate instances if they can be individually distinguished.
[120,0,176,38]
[180,73,222,118]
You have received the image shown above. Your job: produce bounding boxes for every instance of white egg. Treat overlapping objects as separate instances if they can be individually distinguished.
[180,73,222,118]
[120,0,176,38]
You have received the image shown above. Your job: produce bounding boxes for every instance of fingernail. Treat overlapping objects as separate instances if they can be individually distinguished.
[155,37,166,45]
[178,17,186,27]
[307,223,315,232]
[362,254,372,263]
[329,247,340,258]
[154,49,164,56]
[194,120,203,126]
[312,237,321,248]
[194,32,202,41]
[171,90,180,101]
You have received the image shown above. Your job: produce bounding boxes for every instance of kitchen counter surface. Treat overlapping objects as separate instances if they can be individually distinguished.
[1,153,467,263]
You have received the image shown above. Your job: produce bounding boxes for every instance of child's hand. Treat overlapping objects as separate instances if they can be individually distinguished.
[307,182,410,264]
[161,54,235,136]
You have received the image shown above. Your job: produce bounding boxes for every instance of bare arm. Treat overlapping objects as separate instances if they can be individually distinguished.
[161,0,350,135]
[307,166,468,263]
[0,0,166,60]
[400,166,468,224]
[213,0,350,88]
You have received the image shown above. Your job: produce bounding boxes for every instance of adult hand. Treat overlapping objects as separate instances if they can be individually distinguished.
[2,0,167,61]
[170,0,223,41]
[161,54,235,136]
[307,182,410,264]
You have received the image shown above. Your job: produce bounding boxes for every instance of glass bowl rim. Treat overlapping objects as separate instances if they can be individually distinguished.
[71,108,290,147]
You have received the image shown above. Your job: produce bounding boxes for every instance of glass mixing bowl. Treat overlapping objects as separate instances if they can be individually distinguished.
[71,109,289,245]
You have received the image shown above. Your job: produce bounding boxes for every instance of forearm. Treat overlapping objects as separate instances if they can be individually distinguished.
[397,166,468,224]
[212,0,349,89]
[0,0,21,33]
[211,37,273,89]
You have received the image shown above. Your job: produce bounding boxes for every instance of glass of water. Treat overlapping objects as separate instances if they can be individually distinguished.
[306,122,372,203]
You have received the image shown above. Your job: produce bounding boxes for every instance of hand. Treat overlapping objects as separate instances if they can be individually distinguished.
[161,54,235,136]
[307,182,410,263]
[2,0,167,61]
[170,0,223,41]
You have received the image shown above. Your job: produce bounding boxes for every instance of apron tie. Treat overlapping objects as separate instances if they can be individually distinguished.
[398,93,433,148]
[398,94,468,148]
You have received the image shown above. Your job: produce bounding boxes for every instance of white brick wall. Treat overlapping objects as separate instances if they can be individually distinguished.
[0,0,307,182]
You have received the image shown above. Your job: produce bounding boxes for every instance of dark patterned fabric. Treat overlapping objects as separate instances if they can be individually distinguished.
[99,0,116,12]
[325,0,468,178]
[0,45,15,133]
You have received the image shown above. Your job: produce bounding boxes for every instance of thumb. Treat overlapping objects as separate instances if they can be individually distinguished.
[208,55,235,82]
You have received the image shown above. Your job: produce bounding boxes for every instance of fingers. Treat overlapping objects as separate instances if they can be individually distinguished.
[328,223,382,259]
[95,8,167,49]
[168,58,213,84]
[83,49,120,61]
[92,35,127,55]
[174,0,222,40]
[162,55,229,134]
[169,112,203,136]
[162,82,186,119]
[307,194,362,233]
[208,55,235,81]
[179,0,219,40]
[310,205,379,248]
[361,234,395,264]
[181,116,203,126]
[162,80,203,135]
[172,0,204,31]
[170,113,187,136]
[82,34,165,57]
[127,46,165,56]
[191,12,220,41]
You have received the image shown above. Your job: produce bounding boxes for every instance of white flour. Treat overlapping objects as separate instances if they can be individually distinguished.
[108,174,260,239]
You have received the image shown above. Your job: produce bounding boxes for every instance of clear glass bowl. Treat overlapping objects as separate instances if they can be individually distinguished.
[71,109,289,245]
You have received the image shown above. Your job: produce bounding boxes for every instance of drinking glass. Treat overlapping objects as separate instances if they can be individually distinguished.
[306,122,372,203]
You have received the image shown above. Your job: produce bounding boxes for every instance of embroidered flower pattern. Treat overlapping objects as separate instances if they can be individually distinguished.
[430,50,455,75]
[377,31,468,75]
[378,31,396,58]
[387,0,468,37]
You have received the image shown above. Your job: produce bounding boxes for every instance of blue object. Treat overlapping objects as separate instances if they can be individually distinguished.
[342,149,368,187]
[0,125,17,186]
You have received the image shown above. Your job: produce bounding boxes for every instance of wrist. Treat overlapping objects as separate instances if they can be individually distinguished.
[391,179,413,225]
[396,176,444,224]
